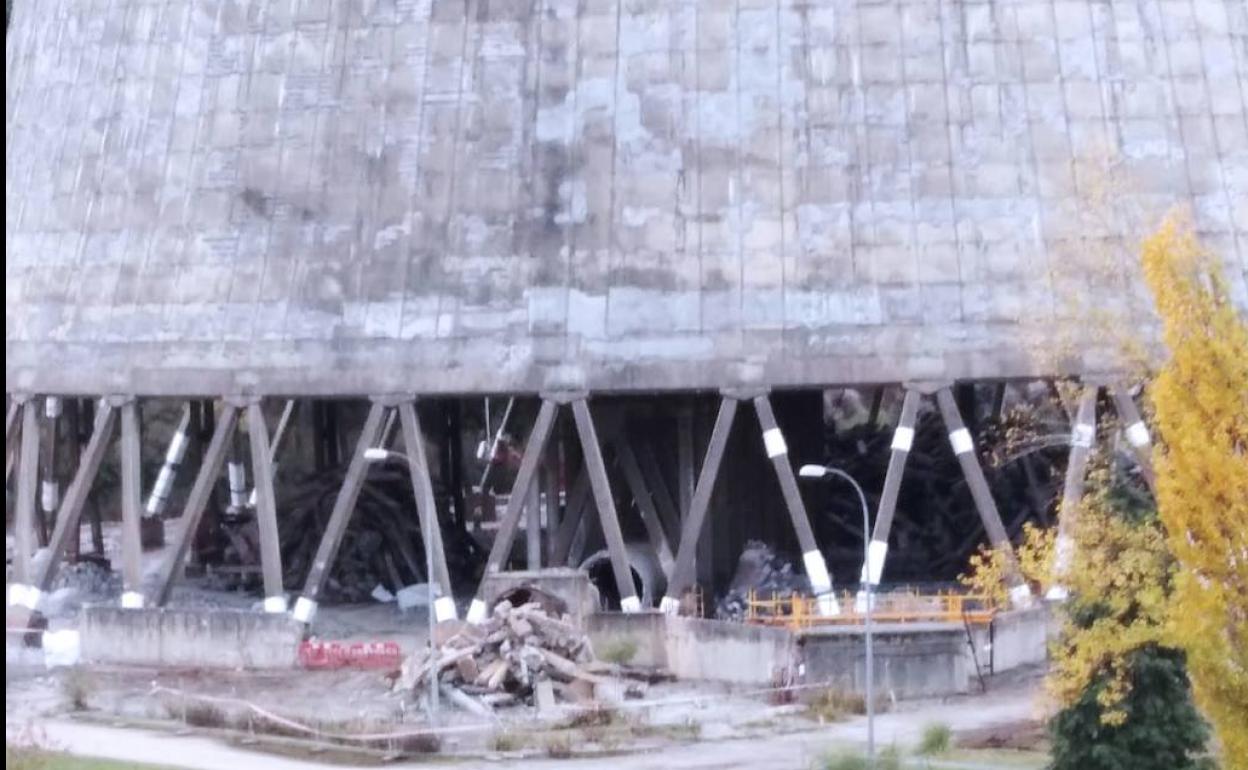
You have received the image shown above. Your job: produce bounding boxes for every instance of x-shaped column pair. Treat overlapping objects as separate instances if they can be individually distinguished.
[658,391,841,617]
[465,394,639,623]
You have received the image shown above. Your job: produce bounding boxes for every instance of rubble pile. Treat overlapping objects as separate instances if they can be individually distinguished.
[715,540,810,620]
[394,600,654,712]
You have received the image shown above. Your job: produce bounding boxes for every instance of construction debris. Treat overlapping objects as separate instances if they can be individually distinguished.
[716,540,809,621]
[394,600,656,713]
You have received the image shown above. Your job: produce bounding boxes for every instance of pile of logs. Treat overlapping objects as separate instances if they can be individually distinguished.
[394,601,650,712]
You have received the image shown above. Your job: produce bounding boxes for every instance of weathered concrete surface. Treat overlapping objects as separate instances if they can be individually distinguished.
[479,567,601,628]
[970,604,1056,674]
[79,606,303,669]
[6,0,1247,396]
[587,612,798,684]
[800,623,972,698]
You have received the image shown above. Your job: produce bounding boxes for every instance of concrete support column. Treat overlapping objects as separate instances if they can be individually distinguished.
[856,388,922,612]
[935,388,1032,609]
[293,402,388,626]
[661,397,738,614]
[244,400,287,613]
[467,398,558,623]
[153,403,240,607]
[145,404,192,518]
[118,399,145,609]
[1110,384,1156,495]
[31,400,119,597]
[38,396,62,546]
[572,399,640,612]
[397,400,457,622]
[8,398,41,611]
[1048,384,1098,601]
[754,394,840,617]
[616,436,675,578]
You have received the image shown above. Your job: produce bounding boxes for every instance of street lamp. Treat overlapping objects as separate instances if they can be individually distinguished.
[799,463,875,762]
[364,447,440,723]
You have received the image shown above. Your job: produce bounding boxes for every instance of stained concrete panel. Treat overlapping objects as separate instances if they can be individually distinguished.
[6,0,1247,396]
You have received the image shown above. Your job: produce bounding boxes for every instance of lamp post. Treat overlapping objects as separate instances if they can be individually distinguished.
[364,447,439,723]
[799,463,874,762]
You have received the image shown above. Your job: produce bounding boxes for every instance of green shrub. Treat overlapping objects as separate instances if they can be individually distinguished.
[814,747,901,770]
[1050,646,1213,770]
[917,722,951,755]
[804,689,867,723]
[599,637,640,665]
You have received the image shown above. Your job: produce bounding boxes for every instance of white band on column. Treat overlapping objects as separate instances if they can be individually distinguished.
[434,596,458,622]
[620,595,642,613]
[45,397,62,419]
[949,428,973,455]
[228,463,247,507]
[1071,423,1095,449]
[263,595,288,614]
[1045,585,1070,601]
[145,466,176,515]
[166,431,189,463]
[1008,583,1033,608]
[121,591,145,609]
[814,592,841,617]
[1053,534,1075,572]
[1125,422,1150,448]
[466,598,487,624]
[890,426,914,452]
[762,428,788,458]
[859,539,888,586]
[659,596,680,615]
[803,550,832,594]
[292,596,318,623]
[8,583,42,610]
[41,480,60,513]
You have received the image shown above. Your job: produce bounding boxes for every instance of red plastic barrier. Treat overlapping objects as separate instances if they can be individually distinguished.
[298,639,403,670]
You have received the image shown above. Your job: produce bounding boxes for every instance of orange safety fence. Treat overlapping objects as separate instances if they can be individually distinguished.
[743,589,997,630]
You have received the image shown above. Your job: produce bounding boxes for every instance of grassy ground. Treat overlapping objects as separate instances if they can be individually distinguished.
[6,747,187,770]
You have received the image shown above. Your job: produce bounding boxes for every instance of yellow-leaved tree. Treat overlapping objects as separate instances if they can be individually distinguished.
[1140,213,1248,768]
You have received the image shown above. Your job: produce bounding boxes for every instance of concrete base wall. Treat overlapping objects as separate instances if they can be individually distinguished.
[80,607,303,669]
[587,613,797,685]
[971,605,1055,674]
[800,625,970,699]
[480,569,601,629]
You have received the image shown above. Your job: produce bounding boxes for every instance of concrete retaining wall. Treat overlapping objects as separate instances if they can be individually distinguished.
[80,607,303,669]
[587,613,797,685]
[971,605,1055,674]
[800,624,970,699]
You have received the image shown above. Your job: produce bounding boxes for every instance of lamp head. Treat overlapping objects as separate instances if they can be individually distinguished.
[798,464,828,479]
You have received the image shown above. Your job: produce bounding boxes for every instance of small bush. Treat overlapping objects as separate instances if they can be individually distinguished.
[917,722,952,755]
[815,747,901,770]
[804,689,867,722]
[180,702,229,729]
[60,669,91,711]
[562,704,622,729]
[599,637,640,665]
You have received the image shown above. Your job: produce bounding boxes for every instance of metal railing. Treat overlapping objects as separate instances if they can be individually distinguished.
[743,589,997,630]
